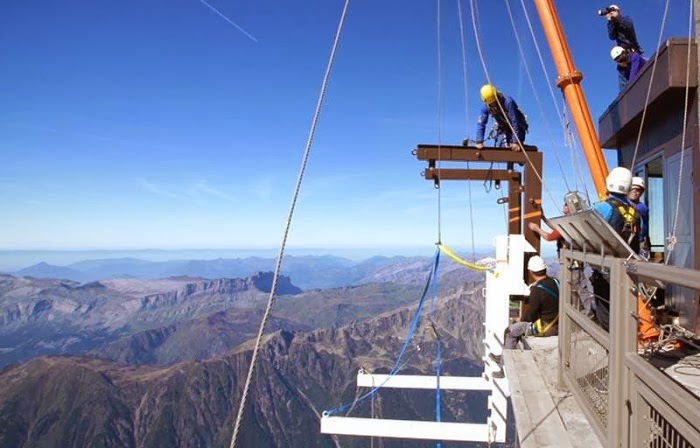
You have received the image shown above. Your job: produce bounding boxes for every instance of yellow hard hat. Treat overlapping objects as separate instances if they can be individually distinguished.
[480,84,499,104]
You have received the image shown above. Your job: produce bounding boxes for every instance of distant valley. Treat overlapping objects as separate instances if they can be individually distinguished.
[0,285,493,447]
[0,255,485,368]
[0,254,497,447]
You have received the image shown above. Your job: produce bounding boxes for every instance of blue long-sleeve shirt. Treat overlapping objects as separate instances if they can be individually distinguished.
[608,15,641,52]
[617,52,647,84]
[475,95,525,142]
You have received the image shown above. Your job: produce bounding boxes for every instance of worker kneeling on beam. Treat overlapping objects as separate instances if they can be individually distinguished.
[504,255,560,349]
[474,84,528,152]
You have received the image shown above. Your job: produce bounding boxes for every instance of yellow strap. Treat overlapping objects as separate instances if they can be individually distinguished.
[535,315,559,335]
[438,244,493,273]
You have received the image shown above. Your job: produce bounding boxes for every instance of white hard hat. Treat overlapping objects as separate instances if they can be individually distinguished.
[610,46,625,61]
[631,176,646,191]
[606,167,633,195]
[527,255,547,273]
[608,4,620,11]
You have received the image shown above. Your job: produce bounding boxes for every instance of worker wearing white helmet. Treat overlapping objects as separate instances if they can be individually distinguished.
[591,167,642,330]
[610,45,648,90]
[504,255,560,349]
[593,166,640,250]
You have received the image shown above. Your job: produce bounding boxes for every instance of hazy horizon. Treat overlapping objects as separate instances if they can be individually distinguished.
[0,245,509,271]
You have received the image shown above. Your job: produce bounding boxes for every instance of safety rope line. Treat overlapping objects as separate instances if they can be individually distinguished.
[466,0,510,228]
[665,0,694,262]
[456,0,478,261]
[503,0,570,191]
[436,0,444,244]
[517,0,567,141]
[562,101,592,203]
[323,249,441,416]
[518,0,595,201]
[228,1,351,446]
[428,246,443,448]
[438,243,494,272]
[468,0,559,212]
[630,0,671,168]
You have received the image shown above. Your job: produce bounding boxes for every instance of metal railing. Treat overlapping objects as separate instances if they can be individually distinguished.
[558,250,700,448]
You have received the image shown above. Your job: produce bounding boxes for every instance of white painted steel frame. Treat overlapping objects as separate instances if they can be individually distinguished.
[321,416,492,442]
[320,235,534,444]
[357,372,490,390]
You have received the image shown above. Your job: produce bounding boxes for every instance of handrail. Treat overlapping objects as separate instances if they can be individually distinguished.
[558,249,700,447]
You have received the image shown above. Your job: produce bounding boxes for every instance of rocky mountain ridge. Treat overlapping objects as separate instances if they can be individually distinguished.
[0,284,491,447]
[0,272,299,368]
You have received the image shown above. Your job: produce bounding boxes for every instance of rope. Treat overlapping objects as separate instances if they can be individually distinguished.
[517,0,594,201]
[630,0,671,168]
[436,0,444,244]
[323,249,441,416]
[428,247,443,448]
[468,0,559,212]
[227,1,351,445]
[466,0,510,227]
[665,0,694,264]
[503,0,570,191]
[435,339,443,448]
[438,244,493,272]
[562,102,592,202]
[456,0,477,260]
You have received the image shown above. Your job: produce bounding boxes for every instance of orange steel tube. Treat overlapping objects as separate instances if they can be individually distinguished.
[533,0,609,198]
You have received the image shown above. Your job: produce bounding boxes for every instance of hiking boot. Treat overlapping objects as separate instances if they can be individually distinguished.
[492,369,505,379]
[488,353,503,366]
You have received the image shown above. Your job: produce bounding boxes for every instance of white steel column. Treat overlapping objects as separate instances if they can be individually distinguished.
[483,234,534,442]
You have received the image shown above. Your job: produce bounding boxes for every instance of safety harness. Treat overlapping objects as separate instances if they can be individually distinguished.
[532,278,560,336]
[606,196,640,247]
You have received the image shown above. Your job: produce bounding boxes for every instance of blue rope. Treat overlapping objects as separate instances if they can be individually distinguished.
[429,248,443,448]
[435,340,443,448]
[323,247,441,416]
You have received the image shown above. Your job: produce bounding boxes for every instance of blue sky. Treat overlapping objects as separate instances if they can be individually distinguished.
[0,1,692,253]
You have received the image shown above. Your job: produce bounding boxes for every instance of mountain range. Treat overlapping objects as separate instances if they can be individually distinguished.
[0,254,503,447]
[10,253,487,290]
[0,284,497,447]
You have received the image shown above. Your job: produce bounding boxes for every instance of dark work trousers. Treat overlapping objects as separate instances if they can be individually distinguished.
[591,270,611,331]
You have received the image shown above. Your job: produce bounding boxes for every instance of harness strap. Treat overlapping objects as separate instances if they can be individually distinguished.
[533,279,559,336]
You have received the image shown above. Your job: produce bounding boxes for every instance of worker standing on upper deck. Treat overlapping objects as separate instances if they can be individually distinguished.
[600,4,643,54]
[474,84,528,152]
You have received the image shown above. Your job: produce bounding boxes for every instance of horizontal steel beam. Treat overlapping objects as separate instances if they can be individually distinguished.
[320,416,492,442]
[356,372,491,390]
[626,260,700,290]
[424,168,521,182]
[415,145,539,164]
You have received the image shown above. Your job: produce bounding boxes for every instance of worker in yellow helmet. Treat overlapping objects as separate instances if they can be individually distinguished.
[474,84,528,151]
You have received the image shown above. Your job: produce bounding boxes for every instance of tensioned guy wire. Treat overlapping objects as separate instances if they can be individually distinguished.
[666,0,694,263]
[228,1,351,446]
[630,0,671,168]
[456,0,477,260]
[436,0,444,244]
